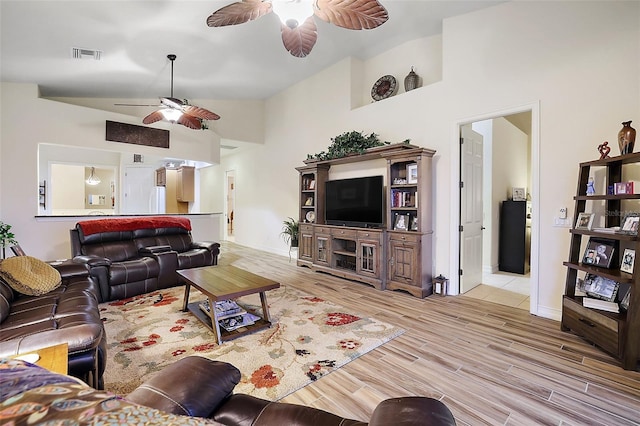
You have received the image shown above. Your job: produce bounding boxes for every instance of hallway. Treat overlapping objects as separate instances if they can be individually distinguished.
[463,271,530,310]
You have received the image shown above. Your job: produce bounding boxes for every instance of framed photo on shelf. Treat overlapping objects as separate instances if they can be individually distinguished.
[393,213,409,231]
[304,196,313,206]
[575,212,595,230]
[582,238,615,268]
[512,187,526,201]
[583,273,619,302]
[620,289,630,311]
[406,164,418,184]
[309,180,315,190]
[410,215,418,231]
[619,212,640,235]
[620,248,635,274]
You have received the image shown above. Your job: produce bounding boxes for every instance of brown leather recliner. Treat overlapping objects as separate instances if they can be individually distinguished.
[0,261,107,389]
[127,356,457,426]
[69,217,220,302]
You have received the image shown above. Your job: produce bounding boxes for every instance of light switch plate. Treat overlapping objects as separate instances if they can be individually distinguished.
[559,207,567,219]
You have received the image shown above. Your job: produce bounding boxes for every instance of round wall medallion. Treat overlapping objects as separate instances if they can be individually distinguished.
[371,75,397,101]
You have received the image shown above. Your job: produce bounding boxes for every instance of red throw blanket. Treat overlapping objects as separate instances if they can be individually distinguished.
[77,217,192,236]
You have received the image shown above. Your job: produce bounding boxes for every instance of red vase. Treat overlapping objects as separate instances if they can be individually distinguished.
[618,121,636,155]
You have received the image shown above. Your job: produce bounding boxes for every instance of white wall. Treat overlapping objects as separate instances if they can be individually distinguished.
[218,1,639,319]
[0,83,223,260]
[1,2,638,321]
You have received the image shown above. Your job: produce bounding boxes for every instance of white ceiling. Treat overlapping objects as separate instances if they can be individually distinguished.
[0,0,503,101]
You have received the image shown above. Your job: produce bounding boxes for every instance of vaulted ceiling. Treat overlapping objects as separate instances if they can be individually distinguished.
[0,1,502,101]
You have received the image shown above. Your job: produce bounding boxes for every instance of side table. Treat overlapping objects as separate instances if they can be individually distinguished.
[10,343,69,374]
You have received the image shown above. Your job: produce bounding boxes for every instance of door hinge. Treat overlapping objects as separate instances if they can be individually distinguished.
[460,181,464,189]
[460,137,464,145]
[459,269,463,276]
[459,225,464,232]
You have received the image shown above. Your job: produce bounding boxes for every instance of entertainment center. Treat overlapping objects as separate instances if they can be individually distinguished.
[296,142,435,298]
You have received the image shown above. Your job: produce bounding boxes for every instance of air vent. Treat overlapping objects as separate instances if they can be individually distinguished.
[71,47,102,60]
[221,145,238,150]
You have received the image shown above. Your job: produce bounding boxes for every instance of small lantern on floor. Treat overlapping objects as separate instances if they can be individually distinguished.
[433,274,448,296]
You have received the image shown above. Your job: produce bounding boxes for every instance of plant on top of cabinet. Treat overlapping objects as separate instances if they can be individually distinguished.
[306,131,407,162]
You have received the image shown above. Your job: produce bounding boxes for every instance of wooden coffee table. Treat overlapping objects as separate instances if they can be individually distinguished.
[179,265,280,344]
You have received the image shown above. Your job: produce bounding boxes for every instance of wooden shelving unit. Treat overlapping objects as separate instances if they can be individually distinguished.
[561,152,640,370]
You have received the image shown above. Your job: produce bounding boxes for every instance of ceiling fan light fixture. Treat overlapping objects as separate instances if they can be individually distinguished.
[160,108,183,122]
[271,0,314,28]
[86,167,101,185]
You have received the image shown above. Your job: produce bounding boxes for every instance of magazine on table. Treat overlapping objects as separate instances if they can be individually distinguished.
[199,300,247,320]
[218,312,261,332]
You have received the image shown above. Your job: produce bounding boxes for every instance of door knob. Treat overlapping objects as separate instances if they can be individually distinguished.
[481,226,486,230]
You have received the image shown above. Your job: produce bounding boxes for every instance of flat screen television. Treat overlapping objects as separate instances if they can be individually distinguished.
[325,175,384,228]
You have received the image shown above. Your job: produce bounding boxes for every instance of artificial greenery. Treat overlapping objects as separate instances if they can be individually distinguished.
[307,131,402,162]
[280,217,299,247]
[0,221,18,259]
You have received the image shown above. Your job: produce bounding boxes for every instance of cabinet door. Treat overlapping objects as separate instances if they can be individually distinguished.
[314,233,331,266]
[357,240,380,278]
[299,225,314,260]
[388,237,419,285]
[177,166,195,202]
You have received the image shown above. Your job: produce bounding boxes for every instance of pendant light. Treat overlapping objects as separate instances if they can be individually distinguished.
[86,167,101,185]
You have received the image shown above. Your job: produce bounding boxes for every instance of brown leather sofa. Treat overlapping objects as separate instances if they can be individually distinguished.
[69,216,220,302]
[127,356,458,425]
[0,261,107,389]
[2,356,456,425]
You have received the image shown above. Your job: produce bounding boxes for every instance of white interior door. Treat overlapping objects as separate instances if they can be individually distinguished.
[122,167,154,214]
[225,170,236,240]
[460,124,484,293]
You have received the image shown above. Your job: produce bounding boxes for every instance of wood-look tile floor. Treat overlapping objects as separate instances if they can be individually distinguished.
[218,242,640,425]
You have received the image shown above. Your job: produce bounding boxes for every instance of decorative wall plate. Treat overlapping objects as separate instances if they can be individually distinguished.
[306,210,316,223]
[371,75,397,101]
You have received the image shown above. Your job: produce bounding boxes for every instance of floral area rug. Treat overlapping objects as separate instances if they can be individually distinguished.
[100,285,404,401]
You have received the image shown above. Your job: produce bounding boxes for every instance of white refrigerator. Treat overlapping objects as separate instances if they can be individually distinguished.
[149,186,166,214]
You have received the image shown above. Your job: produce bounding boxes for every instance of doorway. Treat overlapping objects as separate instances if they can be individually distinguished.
[455,103,540,314]
[225,170,236,241]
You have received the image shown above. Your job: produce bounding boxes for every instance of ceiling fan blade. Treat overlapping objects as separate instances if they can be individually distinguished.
[182,105,221,121]
[314,0,388,30]
[142,110,164,125]
[177,114,203,130]
[207,0,272,27]
[281,17,317,58]
[114,103,160,107]
[160,97,185,109]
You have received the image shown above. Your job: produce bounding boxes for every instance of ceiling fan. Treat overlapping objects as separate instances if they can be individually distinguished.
[118,54,220,130]
[206,0,389,58]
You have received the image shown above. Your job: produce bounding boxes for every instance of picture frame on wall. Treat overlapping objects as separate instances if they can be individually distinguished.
[582,238,616,268]
[620,248,635,274]
[406,164,418,184]
[575,212,595,230]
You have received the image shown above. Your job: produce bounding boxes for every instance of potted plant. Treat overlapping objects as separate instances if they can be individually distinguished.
[281,217,299,248]
[306,131,401,162]
[0,221,18,259]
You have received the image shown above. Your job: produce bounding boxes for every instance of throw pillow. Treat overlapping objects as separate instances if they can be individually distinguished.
[0,256,61,296]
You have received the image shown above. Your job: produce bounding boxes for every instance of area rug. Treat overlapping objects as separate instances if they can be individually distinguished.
[100,285,404,401]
